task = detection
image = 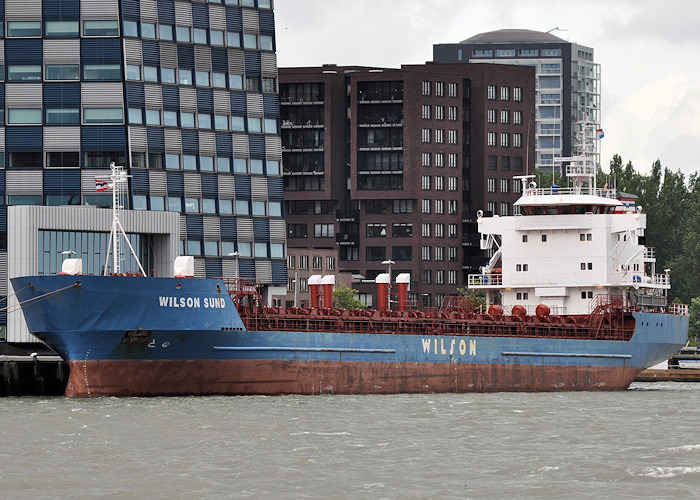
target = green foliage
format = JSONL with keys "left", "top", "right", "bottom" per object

{"left": 534, "top": 169, "right": 564, "bottom": 189}
{"left": 688, "top": 298, "right": 700, "bottom": 346}
{"left": 457, "top": 287, "right": 487, "bottom": 310}
{"left": 600, "top": 155, "right": 693, "bottom": 303}
{"left": 333, "top": 282, "right": 366, "bottom": 310}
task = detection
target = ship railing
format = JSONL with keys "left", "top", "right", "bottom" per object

{"left": 522, "top": 186, "right": 617, "bottom": 199}
{"left": 670, "top": 303, "right": 689, "bottom": 316}
{"left": 588, "top": 293, "right": 625, "bottom": 312}
{"left": 467, "top": 273, "right": 503, "bottom": 287}
{"left": 651, "top": 274, "right": 670, "bottom": 286}
{"left": 489, "top": 273, "right": 608, "bottom": 287}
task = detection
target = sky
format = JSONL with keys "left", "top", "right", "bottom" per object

{"left": 274, "top": 0, "right": 700, "bottom": 177}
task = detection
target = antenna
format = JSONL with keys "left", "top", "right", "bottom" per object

{"left": 100, "top": 163, "right": 146, "bottom": 276}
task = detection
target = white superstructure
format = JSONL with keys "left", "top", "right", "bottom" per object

{"left": 468, "top": 129, "right": 670, "bottom": 316}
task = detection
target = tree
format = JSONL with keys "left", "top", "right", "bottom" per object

{"left": 687, "top": 298, "right": 700, "bottom": 346}
{"left": 333, "top": 282, "right": 366, "bottom": 310}
{"left": 457, "top": 287, "right": 486, "bottom": 312}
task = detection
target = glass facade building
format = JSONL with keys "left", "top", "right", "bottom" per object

{"left": 433, "top": 29, "right": 601, "bottom": 174}
{"left": 0, "top": 0, "right": 286, "bottom": 342}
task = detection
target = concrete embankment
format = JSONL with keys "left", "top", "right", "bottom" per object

{"left": 1, "top": 344, "right": 68, "bottom": 396}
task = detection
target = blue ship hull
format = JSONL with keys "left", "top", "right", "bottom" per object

{"left": 11, "top": 275, "right": 689, "bottom": 397}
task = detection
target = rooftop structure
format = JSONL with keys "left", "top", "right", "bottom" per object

{"left": 433, "top": 28, "right": 601, "bottom": 175}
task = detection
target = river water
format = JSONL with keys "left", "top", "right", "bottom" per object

{"left": 2, "top": 382, "right": 699, "bottom": 499}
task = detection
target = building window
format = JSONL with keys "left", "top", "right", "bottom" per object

{"left": 514, "top": 110, "right": 523, "bottom": 125}
{"left": 287, "top": 224, "right": 308, "bottom": 238}
{"left": 7, "top": 21, "right": 41, "bottom": 37}
{"left": 422, "top": 223, "right": 431, "bottom": 237}
{"left": 448, "top": 83, "right": 458, "bottom": 97}
{"left": 500, "top": 133, "right": 509, "bottom": 147}
{"left": 514, "top": 178, "right": 523, "bottom": 193}
{"left": 448, "top": 130, "right": 458, "bottom": 144}
{"left": 83, "top": 108, "right": 123, "bottom": 124}
{"left": 435, "top": 129, "right": 444, "bottom": 144}
{"left": 435, "top": 246, "right": 444, "bottom": 261}
{"left": 448, "top": 199, "right": 458, "bottom": 214}
{"left": 514, "top": 157, "right": 524, "bottom": 172}
{"left": 422, "top": 175, "right": 431, "bottom": 190}
{"left": 422, "top": 128, "right": 431, "bottom": 143}
{"left": 501, "top": 156, "right": 510, "bottom": 171}
{"left": 522, "top": 235, "right": 528, "bottom": 243}
{"left": 435, "top": 82, "right": 444, "bottom": 96}
{"left": 448, "top": 153, "right": 458, "bottom": 168}
{"left": 448, "top": 177, "right": 458, "bottom": 191}
{"left": 422, "top": 269, "right": 431, "bottom": 284}
{"left": 366, "top": 246, "right": 386, "bottom": 261}
{"left": 501, "top": 86, "right": 510, "bottom": 101}
{"left": 366, "top": 223, "right": 387, "bottom": 237}
{"left": 487, "top": 85, "right": 496, "bottom": 100}
{"left": 422, "top": 246, "right": 431, "bottom": 261}
{"left": 312, "top": 256, "right": 323, "bottom": 270}
{"left": 448, "top": 270, "right": 457, "bottom": 285}
{"left": 448, "top": 106, "right": 458, "bottom": 121}
{"left": 422, "top": 81, "right": 431, "bottom": 96}
{"left": 435, "top": 223, "right": 444, "bottom": 238}
{"left": 422, "top": 199, "right": 431, "bottom": 214}
{"left": 435, "top": 105, "right": 444, "bottom": 120}
{"left": 392, "top": 223, "right": 412, "bottom": 237}
{"left": 47, "top": 20, "right": 78, "bottom": 37}
{"left": 436, "top": 270, "right": 444, "bottom": 284}
{"left": 314, "top": 223, "right": 334, "bottom": 237}
{"left": 83, "top": 20, "right": 119, "bottom": 37}
{"left": 497, "top": 178, "right": 508, "bottom": 193}
{"left": 487, "top": 202, "right": 496, "bottom": 215}
{"left": 45, "top": 64, "right": 79, "bottom": 81}
{"left": 487, "top": 109, "right": 496, "bottom": 123}
{"left": 448, "top": 224, "right": 457, "bottom": 238}
{"left": 435, "top": 176, "right": 444, "bottom": 191}
{"left": 514, "top": 87, "right": 523, "bottom": 101}
{"left": 326, "top": 256, "right": 336, "bottom": 270}
{"left": 435, "top": 152, "right": 444, "bottom": 167}
{"left": 500, "top": 202, "right": 509, "bottom": 216}
{"left": 487, "top": 178, "right": 496, "bottom": 193}
{"left": 422, "top": 152, "right": 431, "bottom": 167}
{"left": 393, "top": 200, "right": 413, "bottom": 213}
{"left": 435, "top": 199, "right": 444, "bottom": 214}
{"left": 501, "top": 110, "right": 509, "bottom": 124}
{"left": 449, "top": 247, "right": 458, "bottom": 261}
{"left": 422, "top": 104, "right": 431, "bottom": 119}
{"left": 513, "top": 133, "right": 522, "bottom": 148}
{"left": 299, "top": 255, "right": 309, "bottom": 269}
{"left": 8, "top": 109, "right": 41, "bottom": 124}
{"left": 488, "top": 132, "right": 497, "bottom": 146}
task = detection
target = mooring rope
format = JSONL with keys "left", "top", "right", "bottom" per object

{"left": 0, "top": 282, "right": 81, "bottom": 315}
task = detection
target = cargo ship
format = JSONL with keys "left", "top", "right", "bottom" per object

{"left": 10, "top": 155, "right": 689, "bottom": 397}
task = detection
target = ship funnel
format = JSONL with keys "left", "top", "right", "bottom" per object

{"left": 321, "top": 275, "right": 335, "bottom": 308}
{"left": 308, "top": 275, "right": 323, "bottom": 309}
{"left": 174, "top": 256, "right": 194, "bottom": 277}
{"left": 396, "top": 273, "right": 411, "bottom": 311}
{"left": 376, "top": 273, "right": 391, "bottom": 311}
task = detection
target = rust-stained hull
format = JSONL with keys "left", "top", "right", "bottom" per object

{"left": 66, "top": 359, "right": 641, "bottom": 397}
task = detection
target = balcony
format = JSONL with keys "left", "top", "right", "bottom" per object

{"left": 281, "top": 119, "right": 324, "bottom": 129}
{"left": 336, "top": 209, "right": 359, "bottom": 222}
{"left": 336, "top": 232, "right": 359, "bottom": 245}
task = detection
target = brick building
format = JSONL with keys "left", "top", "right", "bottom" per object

{"left": 280, "top": 63, "right": 535, "bottom": 308}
